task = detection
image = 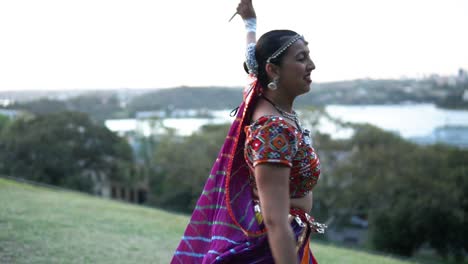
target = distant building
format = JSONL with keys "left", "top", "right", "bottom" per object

{"left": 326, "top": 226, "right": 368, "bottom": 245}
{"left": 106, "top": 179, "right": 149, "bottom": 205}
{"left": 135, "top": 110, "right": 166, "bottom": 119}
{"left": 429, "top": 71, "right": 463, "bottom": 87}
{"left": 458, "top": 68, "right": 468, "bottom": 83}
{"left": 0, "top": 99, "right": 13, "bottom": 107}
{"left": 91, "top": 172, "right": 149, "bottom": 205}
{"left": 463, "top": 90, "right": 468, "bottom": 102}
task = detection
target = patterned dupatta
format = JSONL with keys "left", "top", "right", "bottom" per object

{"left": 171, "top": 76, "right": 268, "bottom": 263}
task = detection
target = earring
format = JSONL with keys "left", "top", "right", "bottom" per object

{"left": 267, "top": 78, "right": 279, "bottom": 90}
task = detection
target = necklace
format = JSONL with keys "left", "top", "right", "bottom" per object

{"left": 261, "top": 96, "right": 302, "bottom": 130}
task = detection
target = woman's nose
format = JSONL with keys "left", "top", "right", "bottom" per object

{"left": 308, "top": 59, "right": 316, "bottom": 71}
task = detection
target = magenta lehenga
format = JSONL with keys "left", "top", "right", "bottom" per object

{"left": 171, "top": 77, "right": 323, "bottom": 264}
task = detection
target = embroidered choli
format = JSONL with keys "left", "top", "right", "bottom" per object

{"left": 244, "top": 115, "right": 321, "bottom": 198}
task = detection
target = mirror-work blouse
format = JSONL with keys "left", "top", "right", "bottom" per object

{"left": 244, "top": 115, "right": 321, "bottom": 198}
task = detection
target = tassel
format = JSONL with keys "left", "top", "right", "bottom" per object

{"left": 230, "top": 106, "right": 239, "bottom": 117}
{"left": 301, "top": 240, "right": 310, "bottom": 264}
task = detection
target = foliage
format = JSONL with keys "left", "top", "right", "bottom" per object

{"left": 322, "top": 124, "right": 468, "bottom": 260}
{"left": 126, "top": 87, "right": 243, "bottom": 113}
{"left": 0, "top": 111, "right": 134, "bottom": 192}
{"left": 142, "top": 109, "right": 467, "bottom": 260}
{"left": 436, "top": 82, "right": 468, "bottom": 109}
{"left": 0, "top": 114, "right": 11, "bottom": 133}
{"left": 6, "top": 98, "right": 68, "bottom": 114}
{"left": 298, "top": 107, "right": 468, "bottom": 259}
{"left": 148, "top": 124, "right": 230, "bottom": 212}
{"left": 67, "top": 94, "right": 124, "bottom": 122}
{"left": 3, "top": 94, "right": 126, "bottom": 122}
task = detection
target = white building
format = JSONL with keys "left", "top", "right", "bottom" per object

{"left": 462, "top": 90, "right": 468, "bottom": 102}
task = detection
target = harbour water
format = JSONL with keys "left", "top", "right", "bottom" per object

{"left": 105, "top": 104, "right": 468, "bottom": 148}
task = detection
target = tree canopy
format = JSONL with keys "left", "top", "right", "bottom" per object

{"left": 0, "top": 111, "right": 134, "bottom": 192}
{"left": 314, "top": 124, "right": 468, "bottom": 260}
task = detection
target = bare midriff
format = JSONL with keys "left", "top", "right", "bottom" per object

{"left": 252, "top": 189, "right": 313, "bottom": 213}
{"left": 290, "top": 192, "right": 313, "bottom": 212}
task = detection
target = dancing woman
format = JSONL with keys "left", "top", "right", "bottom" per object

{"left": 171, "top": 0, "right": 324, "bottom": 263}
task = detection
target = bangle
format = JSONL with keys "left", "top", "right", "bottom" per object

{"left": 243, "top": 18, "right": 256, "bottom": 33}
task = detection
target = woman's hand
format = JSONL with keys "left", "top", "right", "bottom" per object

{"left": 236, "top": 0, "right": 256, "bottom": 20}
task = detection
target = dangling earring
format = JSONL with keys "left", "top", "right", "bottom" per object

{"left": 267, "top": 77, "right": 279, "bottom": 90}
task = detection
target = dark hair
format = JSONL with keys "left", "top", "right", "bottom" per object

{"left": 244, "top": 30, "right": 299, "bottom": 88}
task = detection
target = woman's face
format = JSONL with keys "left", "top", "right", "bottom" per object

{"left": 277, "top": 39, "right": 315, "bottom": 96}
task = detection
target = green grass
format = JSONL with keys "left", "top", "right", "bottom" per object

{"left": 0, "top": 178, "right": 438, "bottom": 263}
{"left": 0, "top": 178, "right": 188, "bottom": 263}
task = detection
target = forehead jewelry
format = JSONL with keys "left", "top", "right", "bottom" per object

{"left": 266, "top": 34, "right": 303, "bottom": 64}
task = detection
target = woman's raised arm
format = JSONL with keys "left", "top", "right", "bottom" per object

{"left": 236, "top": 0, "right": 256, "bottom": 45}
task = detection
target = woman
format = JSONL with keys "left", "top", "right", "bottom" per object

{"left": 171, "top": 0, "right": 324, "bottom": 263}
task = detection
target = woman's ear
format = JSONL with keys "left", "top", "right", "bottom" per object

{"left": 265, "top": 63, "right": 280, "bottom": 80}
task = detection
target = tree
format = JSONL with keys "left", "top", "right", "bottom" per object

{"left": 0, "top": 114, "right": 11, "bottom": 133}
{"left": 0, "top": 111, "right": 134, "bottom": 193}
{"left": 4, "top": 94, "right": 126, "bottom": 123}
{"left": 68, "top": 94, "right": 124, "bottom": 122}
{"left": 148, "top": 124, "right": 230, "bottom": 212}
{"left": 7, "top": 99, "right": 68, "bottom": 115}
{"left": 326, "top": 124, "right": 468, "bottom": 259}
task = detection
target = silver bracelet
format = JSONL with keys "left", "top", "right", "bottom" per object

{"left": 243, "top": 18, "right": 256, "bottom": 33}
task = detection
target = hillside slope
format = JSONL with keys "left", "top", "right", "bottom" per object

{"left": 0, "top": 178, "right": 419, "bottom": 264}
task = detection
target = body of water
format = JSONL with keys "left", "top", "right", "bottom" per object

{"left": 105, "top": 117, "right": 230, "bottom": 137}
{"left": 325, "top": 104, "right": 468, "bottom": 138}
{"left": 105, "top": 104, "right": 468, "bottom": 147}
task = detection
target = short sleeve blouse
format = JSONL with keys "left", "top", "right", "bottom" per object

{"left": 244, "top": 115, "right": 321, "bottom": 198}
{"left": 244, "top": 116, "right": 298, "bottom": 167}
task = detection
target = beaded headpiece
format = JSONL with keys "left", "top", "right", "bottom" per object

{"left": 245, "top": 34, "right": 304, "bottom": 76}
{"left": 266, "top": 34, "right": 303, "bottom": 63}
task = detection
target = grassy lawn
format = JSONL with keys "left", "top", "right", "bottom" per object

{"left": 0, "top": 178, "right": 441, "bottom": 263}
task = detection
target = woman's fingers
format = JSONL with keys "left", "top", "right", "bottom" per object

{"left": 236, "top": 0, "right": 256, "bottom": 19}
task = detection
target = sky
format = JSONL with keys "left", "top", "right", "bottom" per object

{"left": 0, "top": 0, "right": 467, "bottom": 91}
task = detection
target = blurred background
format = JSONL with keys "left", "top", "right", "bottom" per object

{"left": 0, "top": 0, "right": 467, "bottom": 263}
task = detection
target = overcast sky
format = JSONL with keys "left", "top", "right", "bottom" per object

{"left": 1, "top": 0, "right": 467, "bottom": 91}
